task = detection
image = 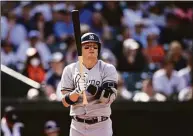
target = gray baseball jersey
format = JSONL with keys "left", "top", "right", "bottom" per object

{"left": 61, "top": 60, "right": 118, "bottom": 117}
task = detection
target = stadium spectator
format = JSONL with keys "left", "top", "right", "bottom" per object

{"left": 173, "top": 2, "right": 193, "bottom": 44}
{"left": 131, "top": 19, "right": 147, "bottom": 48}
{"left": 1, "top": 40, "right": 17, "bottom": 70}
{"left": 174, "top": 3, "right": 193, "bottom": 23}
{"left": 1, "top": 106, "right": 25, "bottom": 136}
{"left": 30, "top": 12, "right": 45, "bottom": 40}
{"left": 65, "top": 37, "right": 78, "bottom": 65}
{"left": 90, "top": 11, "right": 106, "bottom": 37}
{"left": 16, "top": 30, "right": 51, "bottom": 70}
{"left": 113, "top": 26, "right": 131, "bottom": 59}
{"left": 22, "top": 48, "right": 46, "bottom": 83}
{"left": 30, "top": 12, "right": 54, "bottom": 42}
{"left": 153, "top": 54, "right": 186, "bottom": 98}
{"left": 168, "top": 40, "right": 187, "bottom": 71}
{"left": 117, "top": 38, "right": 147, "bottom": 72}
{"left": 143, "top": 30, "right": 165, "bottom": 64}
{"left": 102, "top": 1, "right": 124, "bottom": 30}
{"left": 100, "top": 24, "right": 116, "bottom": 52}
{"left": 178, "top": 72, "right": 193, "bottom": 101}
{"left": 178, "top": 51, "right": 193, "bottom": 87}
{"left": 2, "top": 12, "right": 27, "bottom": 48}
{"left": 53, "top": 9, "right": 74, "bottom": 41}
{"left": 80, "top": 24, "right": 90, "bottom": 35}
{"left": 45, "top": 52, "right": 65, "bottom": 100}
{"left": 100, "top": 49, "right": 117, "bottom": 68}
{"left": 133, "top": 78, "right": 166, "bottom": 102}
{"left": 52, "top": 2, "right": 66, "bottom": 23}
{"left": 147, "top": 2, "right": 166, "bottom": 27}
{"left": 1, "top": 16, "right": 9, "bottom": 41}
{"left": 44, "top": 120, "right": 60, "bottom": 136}
{"left": 74, "top": 1, "right": 93, "bottom": 25}
{"left": 122, "top": 1, "right": 143, "bottom": 29}
{"left": 159, "top": 12, "right": 182, "bottom": 45}
{"left": 30, "top": 1, "right": 53, "bottom": 22}
{"left": 17, "top": 3, "right": 32, "bottom": 32}
{"left": 117, "top": 72, "right": 133, "bottom": 100}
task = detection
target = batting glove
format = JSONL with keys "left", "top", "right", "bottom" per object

{"left": 86, "top": 84, "right": 98, "bottom": 96}
{"left": 75, "top": 74, "right": 88, "bottom": 95}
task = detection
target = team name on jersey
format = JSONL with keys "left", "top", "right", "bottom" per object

{"left": 74, "top": 73, "right": 101, "bottom": 88}
{"left": 88, "top": 80, "right": 101, "bottom": 87}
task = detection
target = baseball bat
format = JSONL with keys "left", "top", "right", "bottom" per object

{"left": 72, "top": 10, "right": 88, "bottom": 105}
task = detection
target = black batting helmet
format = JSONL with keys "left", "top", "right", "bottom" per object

{"left": 81, "top": 32, "right": 101, "bottom": 54}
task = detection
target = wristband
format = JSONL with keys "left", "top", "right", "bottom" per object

{"left": 64, "top": 93, "right": 76, "bottom": 105}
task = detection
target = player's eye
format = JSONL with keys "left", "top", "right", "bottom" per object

{"left": 84, "top": 46, "right": 89, "bottom": 49}
{"left": 93, "top": 46, "right": 98, "bottom": 49}
{"left": 83, "top": 46, "right": 98, "bottom": 49}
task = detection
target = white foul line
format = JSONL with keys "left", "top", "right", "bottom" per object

{"left": 1, "top": 64, "right": 41, "bottom": 89}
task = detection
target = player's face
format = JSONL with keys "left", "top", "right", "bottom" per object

{"left": 82, "top": 42, "right": 98, "bottom": 59}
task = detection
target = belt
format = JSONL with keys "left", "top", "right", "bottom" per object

{"left": 72, "top": 116, "right": 108, "bottom": 124}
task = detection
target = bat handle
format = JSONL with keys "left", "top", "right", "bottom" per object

{"left": 78, "top": 56, "right": 88, "bottom": 105}
{"left": 82, "top": 91, "right": 88, "bottom": 105}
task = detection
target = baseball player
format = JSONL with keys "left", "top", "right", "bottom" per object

{"left": 60, "top": 32, "right": 118, "bottom": 136}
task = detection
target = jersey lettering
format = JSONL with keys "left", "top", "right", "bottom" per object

{"left": 88, "top": 80, "right": 101, "bottom": 87}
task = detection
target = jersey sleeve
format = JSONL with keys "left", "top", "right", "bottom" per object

{"left": 102, "top": 64, "right": 118, "bottom": 85}
{"left": 60, "top": 65, "right": 74, "bottom": 92}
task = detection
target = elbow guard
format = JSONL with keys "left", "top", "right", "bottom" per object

{"left": 99, "top": 87, "right": 117, "bottom": 104}
{"left": 97, "top": 82, "right": 118, "bottom": 103}
{"left": 94, "top": 82, "right": 117, "bottom": 99}
{"left": 102, "top": 81, "right": 117, "bottom": 89}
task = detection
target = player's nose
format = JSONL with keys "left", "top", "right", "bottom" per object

{"left": 89, "top": 47, "right": 95, "bottom": 50}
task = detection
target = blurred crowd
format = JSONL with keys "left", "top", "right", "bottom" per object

{"left": 1, "top": 1, "right": 193, "bottom": 102}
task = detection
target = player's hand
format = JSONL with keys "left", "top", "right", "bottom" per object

{"left": 86, "top": 84, "right": 98, "bottom": 96}
{"left": 75, "top": 74, "right": 88, "bottom": 95}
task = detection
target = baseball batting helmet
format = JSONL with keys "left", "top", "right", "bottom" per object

{"left": 81, "top": 32, "right": 101, "bottom": 54}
